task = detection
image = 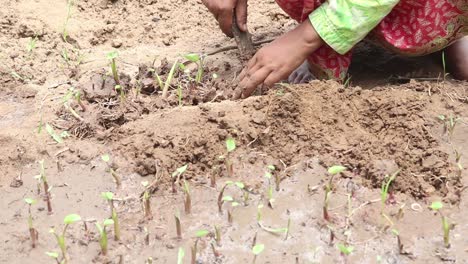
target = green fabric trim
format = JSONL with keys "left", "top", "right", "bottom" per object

{"left": 309, "top": 0, "right": 400, "bottom": 55}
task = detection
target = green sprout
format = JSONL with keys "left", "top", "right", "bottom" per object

{"left": 214, "top": 225, "right": 221, "bottom": 246}
{"left": 171, "top": 164, "right": 188, "bottom": 193}
{"left": 337, "top": 243, "right": 354, "bottom": 255}
{"left": 176, "top": 85, "right": 183, "bottom": 106}
{"left": 26, "top": 36, "right": 38, "bottom": 54}
{"left": 252, "top": 244, "right": 265, "bottom": 264}
{"left": 96, "top": 219, "right": 114, "bottom": 256}
{"left": 184, "top": 53, "right": 205, "bottom": 83}
{"left": 45, "top": 251, "right": 60, "bottom": 264}
{"left": 50, "top": 214, "right": 81, "bottom": 264}
{"left": 442, "top": 51, "right": 448, "bottom": 81}
{"left": 381, "top": 170, "right": 400, "bottom": 227}
{"left": 183, "top": 180, "right": 192, "bottom": 214}
{"left": 107, "top": 51, "right": 120, "bottom": 85}
{"left": 391, "top": 228, "right": 403, "bottom": 253}
{"left": 438, "top": 114, "right": 460, "bottom": 138}
{"left": 161, "top": 59, "right": 179, "bottom": 98}
{"left": 62, "top": 0, "right": 75, "bottom": 42}
{"left": 101, "top": 154, "right": 121, "bottom": 188}
{"left": 45, "top": 123, "right": 64, "bottom": 144}
{"left": 430, "top": 201, "right": 452, "bottom": 248}
{"left": 35, "top": 160, "right": 53, "bottom": 214}
{"left": 141, "top": 181, "right": 153, "bottom": 220}
{"left": 63, "top": 86, "right": 86, "bottom": 113}
{"left": 223, "top": 138, "right": 236, "bottom": 177}
{"left": 323, "top": 165, "right": 346, "bottom": 221}
{"left": 177, "top": 247, "right": 185, "bottom": 264}
{"left": 101, "top": 192, "right": 120, "bottom": 241}
{"left": 25, "top": 198, "right": 39, "bottom": 248}
{"left": 191, "top": 230, "right": 209, "bottom": 264}
{"left": 217, "top": 181, "right": 244, "bottom": 213}
{"left": 175, "top": 211, "right": 182, "bottom": 239}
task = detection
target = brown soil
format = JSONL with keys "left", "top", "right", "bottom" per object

{"left": 1, "top": 0, "right": 468, "bottom": 263}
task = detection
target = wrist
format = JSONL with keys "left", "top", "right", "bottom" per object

{"left": 297, "top": 19, "right": 324, "bottom": 53}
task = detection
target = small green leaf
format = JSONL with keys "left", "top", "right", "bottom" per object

{"left": 264, "top": 172, "right": 272, "bottom": 179}
{"left": 438, "top": 115, "right": 446, "bottom": 121}
{"left": 184, "top": 53, "right": 200, "bottom": 62}
{"left": 141, "top": 181, "right": 149, "bottom": 187}
{"left": 101, "top": 192, "right": 114, "bottom": 200}
{"left": 252, "top": 244, "right": 265, "bottom": 255}
{"left": 101, "top": 154, "right": 110, "bottom": 162}
{"left": 172, "top": 164, "right": 188, "bottom": 178}
{"left": 212, "top": 73, "right": 219, "bottom": 79}
{"left": 328, "top": 165, "right": 346, "bottom": 175}
{"left": 234, "top": 182, "right": 244, "bottom": 189}
{"left": 24, "top": 198, "right": 37, "bottom": 205}
{"left": 103, "top": 219, "right": 114, "bottom": 226}
{"left": 267, "top": 165, "right": 275, "bottom": 171}
{"left": 232, "top": 202, "right": 240, "bottom": 207}
{"left": 63, "top": 214, "right": 81, "bottom": 224}
{"left": 177, "top": 247, "right": 185, "bottom": 264}
{"left": 391, "top": 229, "right": 399, "bottom": 236}
{"left": 60, "top": 131, "right": 70, "bottom": 138}
{"left": 260, "top": 224, "right": 287, "bottom": 234}
{"left": 222, "top": 196, "right": 233, "bottom": 202}
{"left": 45, "top": 251, "right": 59, "bottom": 258}
{"left": 195, "top": 230, "right": 209, "bottom": 238}
{"left": 226, "top": 138, "right": 236, "bottom": 152}
{"left": 337, "top": 243, "right": 354, "bottom": 255}
{"left": 106, "top": 51, "right": 118, "bottom": 60}
{"left": 225, "top": 181, "right": 234, "bottom": 185}
{"left": 430, "top": 201, "right": 443, "bottom": 211}
{"left": 45, "top": 123, "right": 63, "bottom": 143}
{"left": 49, "top": 228, "right": 55, "bottom": 234}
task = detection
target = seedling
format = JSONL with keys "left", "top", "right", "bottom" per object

{"left": 184, "top": 53, "right": 205, "bottom": 83}
{"left": 223, "top": 138, "right": 236, "bottom": 177}
{"left": 214, "top": 225, "right": 221, "bottom": 246}
{"left": 107, "top": 51, "right": 120, "bottom": 85}
{"left": 191, "top": 230, "right": 209, "bottom": 264}
{"left": 323, "top": 165, "right": 346, "bottom": 221}
{"left": 183, "top": 180, "right": 192, "bottom": 214}
{"left": 177, "top": 247, "right": 185, "bottom": 264}
{"left": 24, "top": 198, "right": 39, "bottom": 248}
{"left": 217, "top": 181, "right": 245, "bottom": 213}
{"left": 442, "top": 51, "right": 448, "bottom": 81}
{"left": 26, "top": 36, "right": 38, "bottom": 54}
{"left": 337, "top": 243, "right": 354, "bottom": 256}
{"left": 101, "top": 154, "right": 121, "bottom": 188}
{"left": 256, "top": 205, "right": 290, "bottom": 238}
{"left": 63, "top": 87, "right": 86, "bottom": 117}
{"left": 391, "top": 229, "right": 403, "bottom": 253}
{"left": 46, "top": 123, "right": 65, "bottom": 144}
{"left": 144, "top": 227, "right": 150, "bottom": 245}
{"left": 264, "top": 166, "right": 275, "bottom": 207}
{"left": 141, "top": 181, "right": 153, "bottom": 220}
{"left": 430, "top": 201, "right": 452, "bottom": 248}
{"left": 62, "top": 0, "right": 75, "bottom": 42}
{"left": 50, "top": 214, "right": 81, "bottom": 264}
{"left": 101, "top": 192, "right": 120, "bottom": 240}
{"left": 45, "top": 251, "right": 60, "bottom": 264}
{"left": 252, "top": 244, "right": 265, "bottom": 264}
{"left": 35, "top": 160, "right": 53, "bottom": 214}
{"left": 176, "top": 85, "right": 183, "bottom": 106}
{"left": 171, "top": 164, "right": 188, "bottom": 193}
{"left": 438, "top": 114, "right": 460, "bottom": 138}
{"left": 161, "top": 59, "right": 179, "bottom": 98}
{"left": 381, "top": 170, "right": 400, "bottom": 227}
{"left": 96, "top": 219, "right": 114, "bottom": 256}
{"left": 175, "top": 211, "right": 182, "bottom": 239}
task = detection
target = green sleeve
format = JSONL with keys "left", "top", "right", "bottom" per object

{"left": 309, "top": 0, "right": 400, "bottom": 55}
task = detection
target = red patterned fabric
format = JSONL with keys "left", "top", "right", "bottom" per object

{"left": 275, "top": 0, "right": 468, "bottom": 79}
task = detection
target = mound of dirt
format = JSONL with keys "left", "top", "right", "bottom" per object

{"left": 107, "top": 80, "right": 466, "bottom": 199}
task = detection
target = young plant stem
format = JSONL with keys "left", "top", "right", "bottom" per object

{"left": 217, "top": 184, "right": 228, "bottom": 213}
{"left": 40, "top": 161, "right": 53, "bottom": 214}
{"left": 183, "top": 180, "right": 192, "bottom": 214}
{"left": 441, "top": 214, "right": 450, "bottom": 248}
{"left": 110, "top": 168, "right": 122, "bottom": 188}
{"left": 27, "top": 205, "right": 39, "bottom": 248}
{"left": 143, "top": 189, "right": 153, "bottom": 220}
{"left": 111, "top": 58, "right": 120, "bottom": 85}
{"left": 214, "top": 225, "right": 221, "bottom": 246}
{"left": 175, "top": 213, "right": 182, "bottom": 239}
{"left": 191, "top": 239, "right": 199, "bottom": 264}
{"left": 112, "top": 207, "right": 120, "bottom": 241}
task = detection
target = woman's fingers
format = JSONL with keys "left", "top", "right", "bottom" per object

{"left": 239, "top": 67, "right": 273, "bottom": 98}
{"left": 218, "top": 9, "right": 234, "bottom": 37}
{"left": 235, "top": 0, "right": 248, "bottom": 31}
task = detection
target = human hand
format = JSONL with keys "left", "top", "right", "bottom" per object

{"left": 201, "top": 0, "right": 248, "bottom": 37}
{"left": 234, "top": 20, "right": 324, "bottom": 99}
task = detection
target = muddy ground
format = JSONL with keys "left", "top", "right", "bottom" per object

{"left": 1, "top": 0, "right": 468, "bottom": 263}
